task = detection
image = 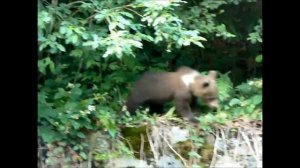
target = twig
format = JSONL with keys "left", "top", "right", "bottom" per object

{"left": 74, "top": 58, "right": 83, "bottom": 83}
{"left": 240, "top": 131, "right": 259, "bottom": 163}
{"left": 70, "top": 9, "right": 81, "bottom": 17}
{"left": 225, "top": 126, "right": 231, "bottom": 139}
{"left": 124, "top": 7, "right": 143, "bottom": 17}
{"left": 146, "top": 127, "right": 159, "bottom": 163}
{"left": 252, "top": 133, "right": 261, "bottom": 167}
{"left": 233, "top": 128, "right": 241, "bottom": 161}
{"left": 140, "top": 134, "right": 145, "bottom": 160}
{"left": 51, "top": 0, "right": 58, "bottom": 6}
{"left": 209, "top": 129, "right": 219, "bottom": 168}
{"left": 251, "top": 132, "right": 258, "bottom": 156}
{"left": 220, "top": 129, "right": 228, "bottom": 156}
{"left": 86, "top": 4, "right": 143, "bottom": 23}
{"left": 160, "top": 124, "right": 167, "bottom": 156}
{"left": 162, "top": 135, "right": 189, "bottom": 168}
{"left": 118, "top": 136, "right": 135, "bottom": 154}
{"left": 67, "top": 1, "right": 85, "bottom": 7}
{"left": 87, "top": 149, "right": 92, "bottom": 168}
{"left": 86, "top": 14, "right": 97, "bottom": 22}
{"left": 189, "top": 138, "right": 196, "bottom": 165}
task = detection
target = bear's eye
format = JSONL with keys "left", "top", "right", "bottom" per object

{"left": 203, "top": 81, "right": 210, "bottom": 87}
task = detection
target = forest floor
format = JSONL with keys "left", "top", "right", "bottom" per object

{"left": 39, "top": 116, "right": 262, "bottom": 168}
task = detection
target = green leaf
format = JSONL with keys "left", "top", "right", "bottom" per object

{"left": 79, "top": 152, "right": 88, "bottom": 160}
{"left": 94, "top": 9, "right": 110, "bottom": 21}
{"left": 38, "top": 60, "right": 46, "bottom": 75}
{"left": 236, "top": 83, "right": 252, "bottom": 94}
{"left": 182, "top": 40, "right": 191, "bottom": 46}
{"left": 109, "top": 21, "right": 118, "bottom": 31}
{"left": 74, "top": 28, "right": 84, "bottom": 34}
{"left": 39, "top": 43, "right": 48, "bottom": 51}
{"left": 193, "top": 41, "right": 204, "bottom": 48}
{"left": 117, "top": 22, "right": 125, "bottom": 29}
{"left": 130, "top": 40, "right": 143, "bottom": 48}
{"left": 39, "top": 126, "right": 63, "bottom": 143}
{"left": 117, "top": 15, "right": 131, "bottom": 26}
{"left": 66, "top": 28, "right": 73, "bottom": 36}
{"left": 40, "top": 131, "right": 54, "bottom": 143}
{"left": 73, "top": 145, "right": 79, "bottom": 151}
{"left": 188, "top": 151, "right": 201, "bottom": 158}
{"left": 54, "top": 88, "right": 66, "bottom": 99}
{"left": 251, "top": 95, "right": 262, "bottom": 105}
{"left": 65, "top": 102, "right": 78, "bottom": 110}
{"left": 108, "top": 127, "right": 117, "bottom": 138}
{"left": 120, "top": 12, "right": 134, "bottom": 19}
{"left": 229, "top": 98, "right": 241, "bottom": 106}
{"left": 81, "top": 119, "right": 93, "bottom": 129}
{"left": 109, "top": 63, "right": 119, "bottom": 70}
{"left": 77, "top": 132, "right": 85, "bottom": 138}
{"left": 255, "top": 55, "right": 262, "bottom": 63}
{"left": 49, "top": 61, "right": 55, "bottom": 74}
{"left": 71, "top": 35, "right": 79, "bottom": 44}
{"left": 59, "top": 26, "right": 67, "bottom": 34}
{"left": 137, "top": 33, "right": 154, "bottom": 41}
{"left": 217, "top": 72, "right": 233, "bottom": 100}
{"left": 165, "top": 107, "right": 175, "bottom": 116}
{"left": 70, "top": 49, "right": 83, "bottom": 57}
{"left": 153, "top": 17, "right": 165, "bottom": 26}
{"left": 71, "top": 121, "right": 81, "bottom": 129}
{"left": 71, "top": 87, "right": 82, "bottom": 98}
{"left": 233, "top": 108, "right": 244, "bottom": 116}
{"left": 204, "top": 113, "right": 214, "bottom": 123}
{"left": 103, "top": 47, "right": 114, "bottom": 58}
{"left": 81, "top": 32, "right": 89, "bottom": 40}
{"left": 57, "top": 44, "right": 66, "bottom": 52}
{"left": 86, "top": 60, "right": 96, "bottom": 69}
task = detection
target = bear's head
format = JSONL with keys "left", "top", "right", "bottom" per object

{"left": 189, "top": 71, "right": 219, "bottom": 109}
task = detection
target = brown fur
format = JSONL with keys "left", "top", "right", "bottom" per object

{"left": 126, "top": 66, "right": 219, "bottom": 123}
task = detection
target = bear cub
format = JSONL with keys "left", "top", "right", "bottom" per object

{"left": 125, "top": 66, "right": 219, "bottom": 123}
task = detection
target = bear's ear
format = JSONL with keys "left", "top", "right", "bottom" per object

{"left": 208, "top": 71, "right": 218, "bottom": 79}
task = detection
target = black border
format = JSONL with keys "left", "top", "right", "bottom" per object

{"left": 263, "top": 0, "right": 298, "bottom": 167}
{"left": 1, "top": 0, "right": 37, "bottom": 167}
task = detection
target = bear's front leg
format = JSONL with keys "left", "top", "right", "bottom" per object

{"left": 174, "top": 98, "right": 199, "bottom": 123}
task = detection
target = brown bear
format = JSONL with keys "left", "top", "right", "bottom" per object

{"left": 125, "top": 66, "right": 219, "bottom": 123}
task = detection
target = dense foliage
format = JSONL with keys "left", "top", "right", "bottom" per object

{"left": 38, "top": 0, "right": 262, "bottom": 166}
